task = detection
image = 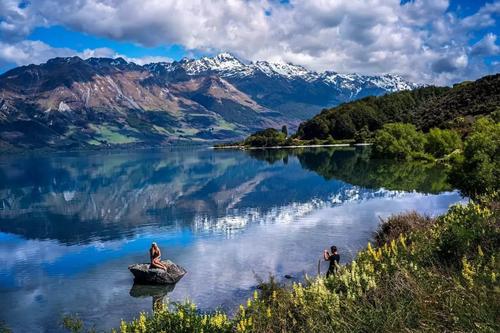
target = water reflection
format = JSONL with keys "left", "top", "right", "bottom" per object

{"left": 247, "top": 147, "right": 451, "bottom": 194}
{"left": 129, "top": 283, "right": 176, "bottom": 312}
{"left": 0, "top": 147, "right": 463, "bottom": 332}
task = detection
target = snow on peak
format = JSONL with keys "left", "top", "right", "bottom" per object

{"left": 372, "top": 74, "right": 420, "bottom": 91}
{"left": 320, "top": 71, "right": 419, "bottom": 93}
{"left": 142, "top": 52, "right": 419, "bottom": 91}
{"left": 251, "top": 61, "right": 315, "bottom": 80}
{"left": 180, "top": 53, "right": 248, "bottom": 75}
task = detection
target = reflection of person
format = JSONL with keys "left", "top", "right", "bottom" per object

{"left": 150, "top": 242, "right": 168, "bottom": 270}
{"left": 323, "top": 246, "right": 340, "bottom": 277}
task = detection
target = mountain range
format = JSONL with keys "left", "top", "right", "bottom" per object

{"left": 0, "top": 53, "right": 419, "bottom": 150}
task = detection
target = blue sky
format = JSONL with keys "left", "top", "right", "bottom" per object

{"left": 0, "top": 0, "right": 499, "bottom": 84}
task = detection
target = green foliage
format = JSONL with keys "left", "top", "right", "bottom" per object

{"left": 61, "top": 315, "right": 88, "bottom": 333}
{"left": 449, "top": 116, "right": 500, "bottom": 197}
{"left": 415, "top": 74, "right": 500, "bottom": 130}
{"left": 297, "top": 118, "right": 330, "bottom": 140}
{"left": 296, "top": 86, "right": 449, "bottom": 140}
{"left": 244, "top": 128, "right": 286, "bottom": 147}
{"left": 354, "top": 125, "right": 371, "bottom": 143}
{"left": 372, "top": 123, "right": 427, "bottom": 160}
{"left": 433, "top": 201, "right": 498, "bottom": 266}
{"left": 295, "top": 74, "right": 499, "bottom": 141}
{"left": 425, "top": 128, "right": 462, "bottom": 158}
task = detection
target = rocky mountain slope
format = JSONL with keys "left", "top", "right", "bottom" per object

{"left": 0, "top": 53, "right": 419, "bottom": 150}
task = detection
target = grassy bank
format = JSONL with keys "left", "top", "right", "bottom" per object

{"left": 65, "top": 194, "right": 499, "bottom": 333}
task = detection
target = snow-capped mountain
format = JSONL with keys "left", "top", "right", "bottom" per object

{"left": 0, "top": 53, "right": 420, "bottom": 150}
{"left": 145, "top": 52, "right": 418, "bottom": 94}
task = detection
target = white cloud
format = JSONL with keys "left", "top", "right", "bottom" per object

{"left": 0, "top": 0, "right": 499, "bottom": 84}
{"left": 461, "top": 1, "right": 500, "bottom": 29}
{"left": 0, "top": 40, "right": 116, "bottom": 67}
{"left": 0, "top": 40, "right": 172, "bottom": 68}
{"left": 470, "top": 33, "right": 500, "bottom": 56}
{"left": 0, "top": 40, "right": 75, "bottom": 67}
{"left": 120, "top": 55, "right": 173, "bottom": 65}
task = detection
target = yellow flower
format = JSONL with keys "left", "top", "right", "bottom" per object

{"left": 210, "top": 313, "right": 227, "bottom": 329}
{"left": 478, "top": 245, "right": 484, "bottom": 257}
{"left": 138, "top": 313, "right": 147, "bottom": 333}
{"left": 120, "top": 320, "right": 128, "bottom": 333}
{"left": 461, "top": 257, "right": 475, "bottom": 287}
{"left": 367, "top": 243, "right": 377, "bottom": 260}
{"left": 399, "top": 234, "right": 407, "bottom": 250}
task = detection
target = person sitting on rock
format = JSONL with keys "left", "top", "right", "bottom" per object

{"left": 150, "top": 242, "right": 168, "bottom": 270}
{"left": 323, "top": 245, "right": 340, "bottom": 277}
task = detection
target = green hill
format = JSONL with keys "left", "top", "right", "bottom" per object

{"left": 295, "top": 73, "right": 500, "bottom": 140}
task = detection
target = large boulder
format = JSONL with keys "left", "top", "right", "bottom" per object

{"left": 128, "top": 260, "right": 186, "bottom": 284}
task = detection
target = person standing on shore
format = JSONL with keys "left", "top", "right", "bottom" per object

{"left": 323, "top": 246, "right": 340, "bottom": 277}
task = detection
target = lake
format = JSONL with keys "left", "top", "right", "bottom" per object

{"left": 0, "top": 147, "right": 465, "bottom": 332}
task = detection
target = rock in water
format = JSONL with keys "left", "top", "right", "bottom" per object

{"left": 128, "top": 260, "right": 186, "bottom": 284}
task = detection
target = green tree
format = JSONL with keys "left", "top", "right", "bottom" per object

{"left": 449, "top": 117, "right": 500, "bottom": 197}
{"left": 424, "top": 128, "right": 462, "bottom": 158}
{"left": 372, "top": 123, "right": 427, "bottom": 160}
{"left": 244, "top": 128, "right": 286, "bottom": 147}
{"left": 354, "top": 125, "right": 371, "bottom": 143}
{"left": 297, "top": 118, "right": 329, "bottom": 140}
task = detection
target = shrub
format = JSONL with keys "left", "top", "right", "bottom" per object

{"left": 372, "top": 123, "right": 427, "bottom": 160}
{"left": 425, "top": 128, "right": 462, "bottom": 158}
{"left": 374, "top": 211, "right": 434, "bottom": 246}
{"left": 449, "top": 116, "right": 500, "bottom": 197}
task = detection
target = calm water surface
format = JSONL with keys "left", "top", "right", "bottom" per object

{"left": 0, "top": 147, "right": 465, "bottom": 332}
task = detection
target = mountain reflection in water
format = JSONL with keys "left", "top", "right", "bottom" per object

{"left": 0, "top": 147, "right": 463, "bottom": 332}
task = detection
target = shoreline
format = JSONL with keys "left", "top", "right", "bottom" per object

{"left": 212, "top": 143, "right": 372, "bottom": 150}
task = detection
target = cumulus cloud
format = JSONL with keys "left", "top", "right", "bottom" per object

{"left": 0, "top": 0, "right": 499, "bottom": 84}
